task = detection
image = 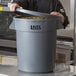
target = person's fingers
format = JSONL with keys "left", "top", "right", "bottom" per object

{"left": 9, "top": 3, "right": 22, "bottom": 11}
{"left": 11, "top": 5, "right": 15, "bottom": 11}
{"left": 19, "top": 7, "right": 23, "bottom": 9}
{"left": 51, "top": 12, "right": 59, "bottom": 15}
{"left": 60, "top": 15, "right": 64, "bottom": 23}
{"left": 50, "top": 12, "right": 62, "bottom": 16}
{"left": 50, "top": 12, "right": 64, "bottom": 23}
{"left": 10, "top": 4, "right": 16, "bottom": 11}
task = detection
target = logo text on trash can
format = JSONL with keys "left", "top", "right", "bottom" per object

{"left": 31, "top": 25, "right": 41, "bottom": 30}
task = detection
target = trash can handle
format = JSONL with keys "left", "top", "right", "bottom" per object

{"left": 15, "top": 8, "right": 51, "bottom": 17}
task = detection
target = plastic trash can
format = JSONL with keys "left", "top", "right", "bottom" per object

{"left": 10, "top": 8, "right": 63, "bottom": 73}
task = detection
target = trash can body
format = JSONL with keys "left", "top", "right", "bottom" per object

{"left": 16, "top": 30, "right": 56, "bottom": 73}
{"left": 10, "top": 15, "right": 61, "bottom": 73}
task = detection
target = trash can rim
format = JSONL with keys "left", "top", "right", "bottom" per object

{"left": 13, "top": 16, "right": 60, "bottom": 22}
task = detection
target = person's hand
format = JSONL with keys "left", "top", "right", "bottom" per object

{"left": 50, "top": 12, "right": 64, "bottom": 23}
{"left": 9, "top": 3, "right": 23, "bottom": 12}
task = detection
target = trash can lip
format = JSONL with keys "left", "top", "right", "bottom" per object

{"left": 13, "top": 17, "right": 60, "bottom": 22}
{"left": 13, "top": 18, "right": 48, "bottom": 21}
{"left": 13, "top": 15, "right": 60, "bottom": 21}
{"left": 14, "top": 16, "right": 48, "bottom": 21}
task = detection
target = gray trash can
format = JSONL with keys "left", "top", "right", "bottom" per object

{"left": 10, "top": 8, "right": 63, "bottom": 73}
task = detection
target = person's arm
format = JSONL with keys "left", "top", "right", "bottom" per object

{"left": 51, "top": 0, "right": 69, "bottom": 28}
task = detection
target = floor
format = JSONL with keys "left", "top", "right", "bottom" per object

{"left": 0, "top": 46, "right": 75, "bottom": 76}
{"left": 0, "top": 65, "right": 75, "bottom": 76}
